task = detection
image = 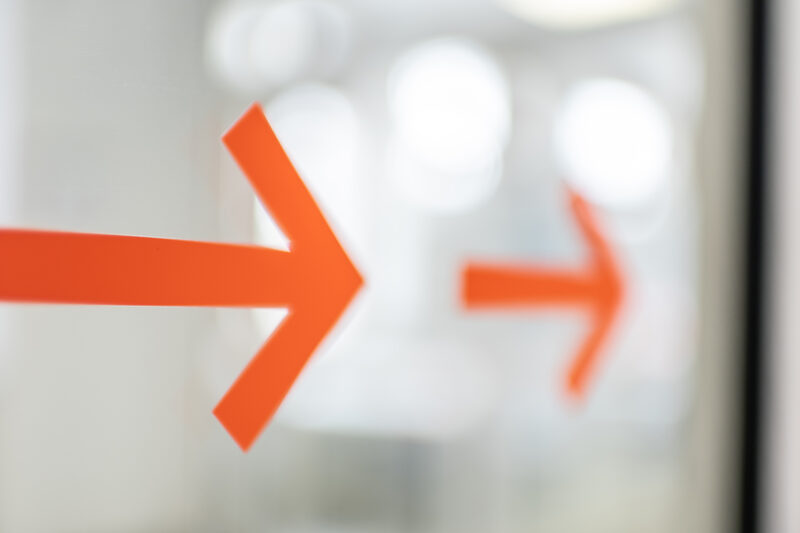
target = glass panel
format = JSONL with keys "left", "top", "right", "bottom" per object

{"left": 0, "top": 1, "right": 747, "bottom": 531}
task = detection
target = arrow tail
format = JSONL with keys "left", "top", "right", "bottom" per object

{"left": 0, "top": 229, "right": 296, "bottom": 307}
{"left": 462, "top": 263, "right": 595, "bottom": 308}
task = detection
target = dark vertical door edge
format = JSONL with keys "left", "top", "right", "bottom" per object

{"left": 741, "top": 0, "right": 771, "bottom": 531}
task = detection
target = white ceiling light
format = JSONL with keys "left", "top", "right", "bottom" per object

{"left": 387, "top": 38, "right": 511, "bottom": 212}
{"left": 496, "top": 0, "right": 682, "bottom": 30}
{"left": 554, "top": 78, "right": 673, "bottom": 209}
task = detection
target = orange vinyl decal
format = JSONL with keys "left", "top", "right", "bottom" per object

{"left": 461, "top": 191, "right": 624, "bottom": 396}
{"left": 0, "top": 103, "right": 363, "bottom": 451}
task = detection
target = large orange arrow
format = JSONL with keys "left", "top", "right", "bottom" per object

{"left": 0, "top": 104, "right": 363, "bottom": 451}
{"left": 461, "top": 191, "right": 623, "bottom": 396}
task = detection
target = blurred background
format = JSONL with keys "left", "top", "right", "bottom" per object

{"left": 0, "top": 0, "right": 779, "bottom": 531}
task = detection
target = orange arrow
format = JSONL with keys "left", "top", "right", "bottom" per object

{"left": 0, "top": 104, "right": 363, "bottom": 451}
{"left": 461, "top": 191, "right": 623, "bottom": 396}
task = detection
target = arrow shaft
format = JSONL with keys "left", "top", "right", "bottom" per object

{"left": 0, "top": 229, "right": 296, "bottom": 307}
{"left": 463, "top": 263, "right": 597, "bottom": 308}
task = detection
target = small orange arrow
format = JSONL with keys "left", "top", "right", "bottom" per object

{"left": 461, "top": 191, "right": 623, "bottom": 396}
{"left": 0, "top": 104, "right": 363, "bottom": 450}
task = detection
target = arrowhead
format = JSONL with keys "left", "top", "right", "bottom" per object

{"left": 563, "top": 191, "right": 624, "bottom": 397}
{"left": 213, "top": 103, "right": 363, "bottom": 450}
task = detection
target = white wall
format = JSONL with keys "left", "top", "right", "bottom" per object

{"left": 0, "top": 2, "right": 218, "bottom": 531}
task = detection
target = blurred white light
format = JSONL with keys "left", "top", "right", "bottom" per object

{"left": 388, "top": 38, "right": 510, "bottom": 212}
{"left": 249, "top": 2, "right": 317, "bottom": 86}
{"left": 389, "top": 39, "right": 510, "bottom": 174}
{"left": 265, "top": 84, "right": 359, "bottom": 224}
{"left": 207, "top": 1, "right": 351, "bottom": 91}
{"left": 253, "top": 84, "right": 360, "bottom": 337}
{"left": 496, "top": 0, "right": 681, "bottom": 30}
{"left": 555, "top": 78, "right": 673, "bottom": 209}
{"left": 386, "top": 142, "right": 504, "bottom": 214}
